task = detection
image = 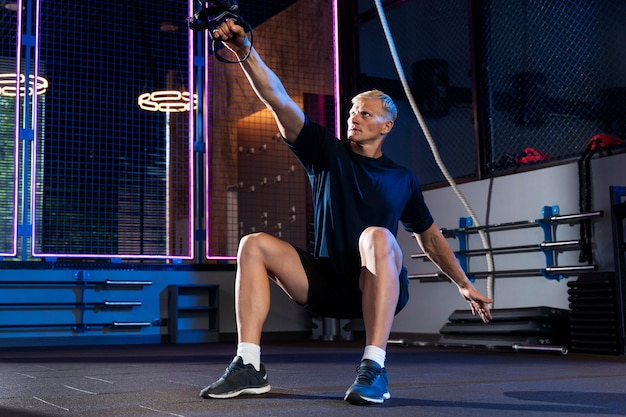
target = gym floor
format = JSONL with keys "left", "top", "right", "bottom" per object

{"left": 1, "top": 340, "right": 625, "bottom": 417}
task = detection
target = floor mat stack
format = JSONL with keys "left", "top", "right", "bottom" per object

{"left": 438, "top": 306, "right": 570, "bottom": 350}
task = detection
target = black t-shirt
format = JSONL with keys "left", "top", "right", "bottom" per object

{"left": 286, "top": 116, "right": 434, "bottom": 272}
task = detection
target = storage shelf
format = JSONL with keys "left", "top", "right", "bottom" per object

{"left": 0, "top": 271, "right": 152, "bottom": 333}
{"left": 168, "top": 284, "right": 219, "bottom": 344}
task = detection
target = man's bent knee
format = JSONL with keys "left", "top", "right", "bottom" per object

{"left": 237, "top": 232, "right": 272, "bottom": 259}
{"left": 358, "top": 227, "right": 402, "bottom": 270}
{"left": 359, "top": 227, "right": 397, "bottom": 253}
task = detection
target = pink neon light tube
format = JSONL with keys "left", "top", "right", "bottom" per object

{"left": 8, "top": 0, "right": 24, "bottom": 257}
{"left": 333, "top": 0, "right": 341, "bottom": 139}
{"left": 204, "top": 1, "right": 341, "bottom": 260}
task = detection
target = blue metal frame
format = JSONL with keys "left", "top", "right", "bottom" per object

{"left": 453, "top": 216, "right": 473, "bottom": 281}
{"left": 537, "top": 205, "right": 562, "bottom": 280}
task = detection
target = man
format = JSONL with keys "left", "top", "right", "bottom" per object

{"left": 201, "top": 19, "right": 492, "bottom": 405}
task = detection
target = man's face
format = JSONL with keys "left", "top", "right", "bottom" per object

{"left": 347, "top": 98, "right": 393, "bottom": 143}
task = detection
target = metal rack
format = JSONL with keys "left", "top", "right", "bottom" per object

{"left": 410, "top": 205, "right": 603, "bottom": 282}
{"left": 0, "top": 271, "right": 153, "bottom": 332}
{"left": 410, "top": 205, "right": 605, "bottom": 352}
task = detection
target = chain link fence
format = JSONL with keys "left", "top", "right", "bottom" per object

{"left": 354, "top": 0, "right": 626, "bottom": 185}
{"left": 479, "top": 0, "right": 626, "bottom": 173}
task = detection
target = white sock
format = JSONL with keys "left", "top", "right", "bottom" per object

{"left": 236, "top": 342, "right": 261, "bottom": 371}
{"left": 362, "top": 345, "right": 386, "bottom": 368}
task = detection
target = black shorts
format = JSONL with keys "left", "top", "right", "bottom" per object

{"left": 292, "top": 246, "right": 410, "bottom": 319}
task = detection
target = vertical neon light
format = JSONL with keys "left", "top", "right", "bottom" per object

{"left": 201, "top": 1, "right": 342, "bottom": 260}
{"left": 10, "top": 0, "right": 23, "bottom": 257}
{"left": 202, "top": 8, "right": 209, "bottom": 259}
{"left": 203, "top": 26, "right": 210, "bottom": 259}
{"left": 204, "top": 15, "right": 224, "bottom": 260}
{"left": 332, "top": 0, "right": 341, "bottom": 139}
{"left": 187, "top": 0, "right": 196, "bottom": 259}
{"left": 29, "top": 0, "right": 41, "bottom": 258}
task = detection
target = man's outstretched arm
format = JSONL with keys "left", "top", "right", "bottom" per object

{"left": 212, "top": 19, "right": 305, "bottom": 143}
{"left": 414, "top": 224, "right": 493, "bottom": 322}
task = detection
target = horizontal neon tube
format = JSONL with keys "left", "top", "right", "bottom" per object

{"left": 137, "top": 90, "right": 198, "bottom": 112}
{"left": 0, "top": 73, "right": 48, "bottom": 96}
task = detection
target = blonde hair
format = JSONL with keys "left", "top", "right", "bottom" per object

{"left": 351, "top": 90, "right": 397, "bottom": 121}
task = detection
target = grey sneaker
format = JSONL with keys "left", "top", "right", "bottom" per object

{"left": 200, "top": 356, "right": 271, "bottom": 399}
{"left": 344, "top": 359, "right": 390, "bottom": 405}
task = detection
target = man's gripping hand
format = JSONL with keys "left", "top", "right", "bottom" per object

{"left": 212, "top": 18, "right": 250, "bottom": 58}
